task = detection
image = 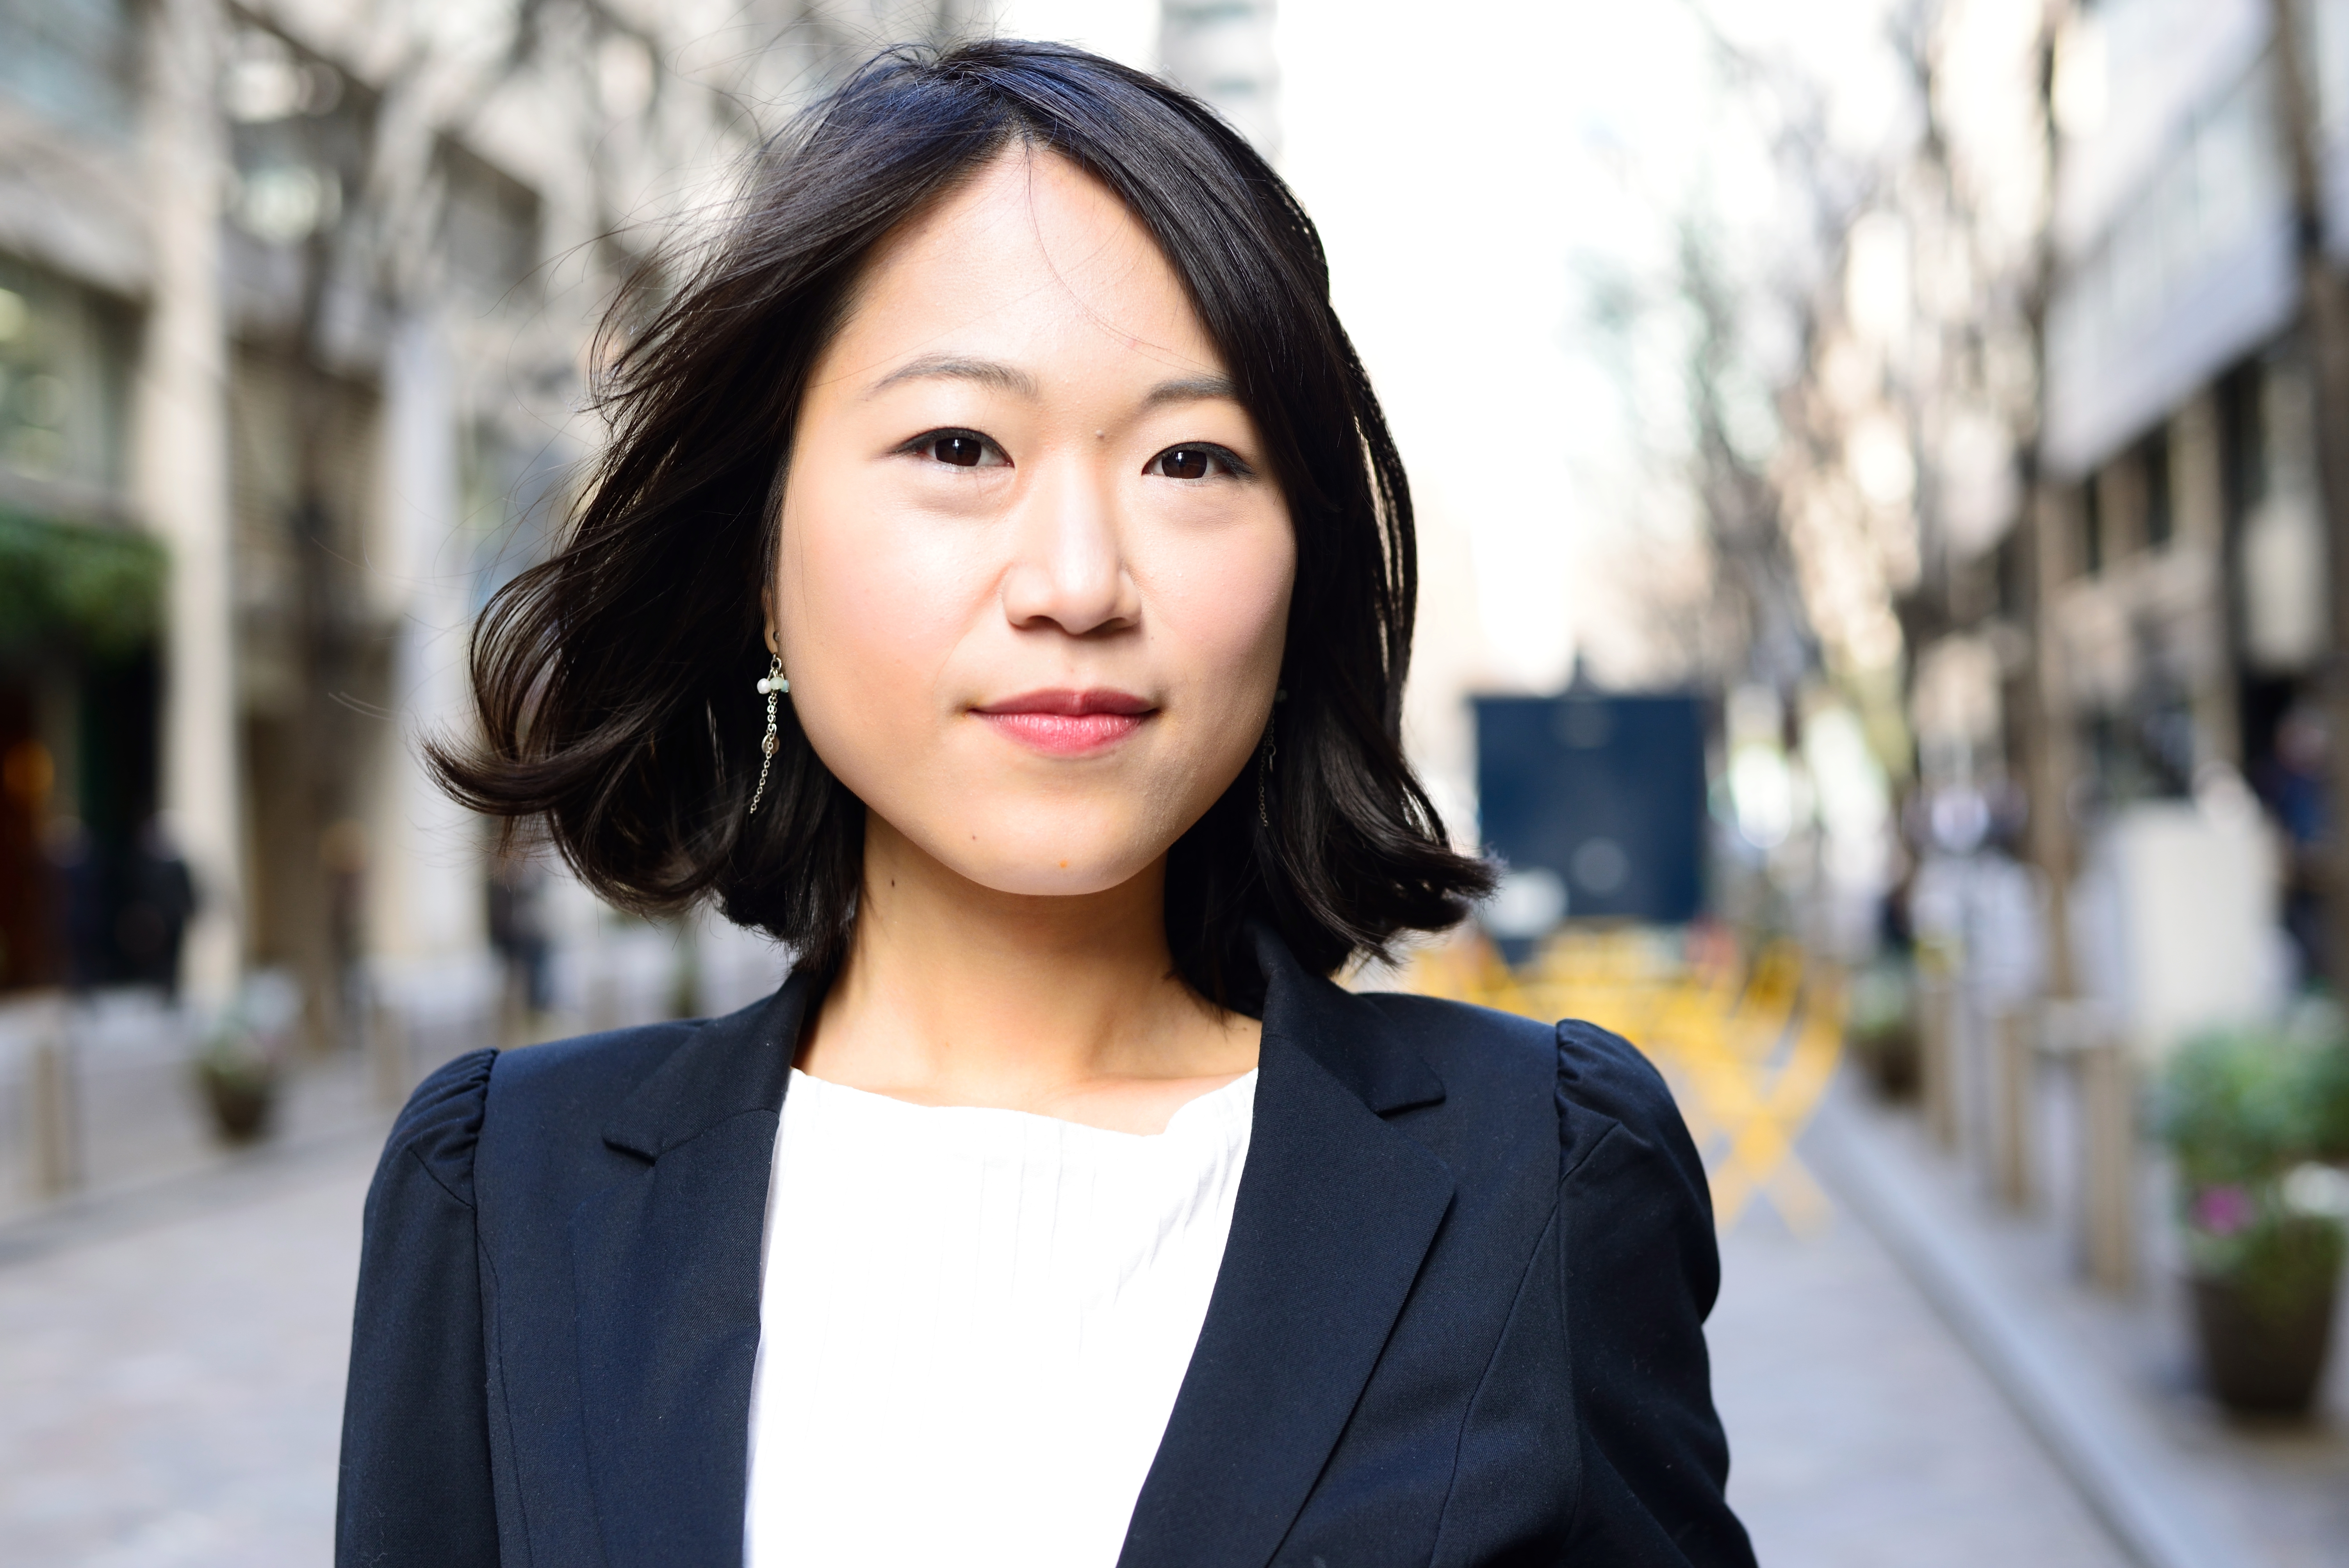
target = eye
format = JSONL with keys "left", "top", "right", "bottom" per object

{"left": 909, "top": 429, "right": 1007, "bottom": 469}
{"left": 1146, "top": 445, "right": 1247, "bottom": 481}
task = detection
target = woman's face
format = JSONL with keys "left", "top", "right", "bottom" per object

{"left": 773, "top": 148, "right": 1295, "bottom": 899}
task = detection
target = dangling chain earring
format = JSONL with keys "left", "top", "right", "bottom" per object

{"left": 1256, "top": 688, "right": 1285, "bottom": 829}
{"left": 748, "top": 653, "right": 789, "bottom": 817}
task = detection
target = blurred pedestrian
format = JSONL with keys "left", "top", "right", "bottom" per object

{"left": 45, "top": 816, "right": 107, "bottom": 991}
{"left": 342, "top": 42, "right": 1751, "bottom": 1568}
{"left": 2256, "top": 704, "right": 2328, "bottom": 984}
{"left": 485, "top": 842, "right": 549, "bottom": 1016}
{"left": 118, "top": 813, "right": 196, "bottom": 998}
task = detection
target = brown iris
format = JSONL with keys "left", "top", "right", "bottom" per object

{"left": 1155, "top": 448, "right": 1211, "bottom": 480}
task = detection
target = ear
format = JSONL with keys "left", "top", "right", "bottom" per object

{"left": 760, "top": 586, "right": 778, "bottom": 655}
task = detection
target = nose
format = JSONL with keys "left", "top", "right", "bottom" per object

{"left": 999, "top": 454, "right": 1139, "bottom": 638}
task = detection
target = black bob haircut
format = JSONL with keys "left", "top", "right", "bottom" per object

{"left": 433, "top": 38, "right": 1493, "bottom": 1012}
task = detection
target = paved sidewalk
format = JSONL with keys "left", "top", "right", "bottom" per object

{"left": 0, "top": 1083, "right": 2246, "bottom": 1566}
{"left": 1808, "top": 1080, "right": 2349, "bottom": 1568}
{"left": 0, "top": 1136, "right": 377, "bottom": 1567}
{"left": 1711, "top": 1203, "right": 2130, "bottom": 1567}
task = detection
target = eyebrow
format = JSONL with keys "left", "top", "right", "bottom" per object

{"left": 1142, "top": 374, "right": 1239, "bottom": 407}
{"left": 866, "top": 356, "right": 1240, "bottom": 410}
{"left": 868, "top": 355, "right": 1039, "bottom": 398}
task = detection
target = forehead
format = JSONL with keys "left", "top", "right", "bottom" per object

{"left": 824, "top": 144, "right": 1224, "bottom": 382}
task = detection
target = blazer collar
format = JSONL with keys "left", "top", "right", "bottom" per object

{"left": 1117, "top": 926, "right": 1456, "bottom": 1568}
{"left": 573, "top": 976, "right": 808, "bottom": 1568}
{"left": 1248, "top": 923, "right": 1446, "bottom": 1117}
{"left": 601, "top": 973, "right": 811, "bottom": 1160}
{"left": 572, "top": 932, "right": 1454, "bottom": 1568}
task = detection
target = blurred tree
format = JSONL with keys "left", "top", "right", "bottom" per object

{"left": 1585, "top": 2, "right": 1928, "bottom": 704}
{"left": 1674, "top": 221, "right": 1817, "bottom": 696}
{"left": 1575, "top": 0, "right": 2072, "bottom": 967}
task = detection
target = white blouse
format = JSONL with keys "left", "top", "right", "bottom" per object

{"left": 743, "top": 1066, "right": 1258, "bottom": 1567}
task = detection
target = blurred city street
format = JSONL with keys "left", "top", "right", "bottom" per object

{"left": 0, "top": 1083, "right": 2117, "bottom": 1568}
{"left": 3, "top": 1058, "right": 2339, "bottom": 1568}
{"left": 7, "top": 0, "right": 2349, "bottom": 1559}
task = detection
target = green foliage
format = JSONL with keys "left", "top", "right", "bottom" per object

{"left": 2157, "top": 1021, "right": 2344, "bottom": 1190}
{"left": 1845, "top": 957, "right": 1913, "bottom": 1044}
{"left": 0, "top": 508, "right": 166, "bottom": 662}
{"left": 2160, "top": 1018, "right": 2349, "bottom": 1312}
{"left": 2183, "top": 1207, "right": 2346, "bottom": 1327}
{"left": 193, "top": 1046, "right": 278, "bottom": 1094}
{"left": 2313, "top": 1033, "right": 2349, "bottom": 1162}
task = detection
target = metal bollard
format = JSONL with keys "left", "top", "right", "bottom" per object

{"left": 24, "top": 996, "right": 79, "bottom": 1199}
{"left": 1918, "top": 970, "right": 1961, "bottom": 1152}
{"left": 1990, "top": 1006, "right": 2035, "bottom": 1210}
{"left": 2079, "top": 1034, "right": 2137, "bottom": 1292}
{"left": 368, "top": 992, "right": 410, "bottom": 1110}
{"left": 2041, "top": 1000, "right": 2136, "bottom": 1292}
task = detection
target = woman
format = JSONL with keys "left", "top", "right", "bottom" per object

{"left": 339, "top": 39, "right": 1752, "bottom": 1568}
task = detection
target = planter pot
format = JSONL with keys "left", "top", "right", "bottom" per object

{"left": 2188, "top": 1270, "right": 2338, "bottom": 1417}
{"left": 198, "top": 1064, "right": 278, "bottom": 1146}
{"left": 1852, "top": 1022, "right": 1919, "bottom": 1100}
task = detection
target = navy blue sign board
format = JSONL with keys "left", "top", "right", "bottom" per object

{"left": 1472, "top": 693, "right": 1708, "bottom": 926}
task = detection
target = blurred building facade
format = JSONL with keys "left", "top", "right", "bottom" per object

{"left": 2025, "top": 0, "right": 2346, "bottom": 1028}
{"left": 1832, "top": 3, "right": 2349, "bottom": 1310}
{"left": 1880, "top": 0, "right": 2349, "bottom": 1046}
{"left": 2027, "top": 0, "right": 2298, "bottom": 1033}
{"left": 0, "top": 0, "right": 992, "bottom": 1046}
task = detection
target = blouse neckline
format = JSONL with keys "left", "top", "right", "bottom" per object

{"left": 782, "top": 1065, "right": 1260, "bottom": 1144}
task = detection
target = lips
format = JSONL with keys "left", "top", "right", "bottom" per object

{"left": 971, "top": 688, "right": 1155, "bottom": 756}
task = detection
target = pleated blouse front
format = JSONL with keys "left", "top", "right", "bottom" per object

{"left": 742, "top": 1066, "right": 1258, "bottom": 1567}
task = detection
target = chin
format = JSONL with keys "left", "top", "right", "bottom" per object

{"left": 913, "top": 802, "right": 1171, "bottom": 898}
{"left": 963, "top": 860, "right": 1146, "bottom": 898}
{"left": 948, "top": 831, "right": 1157, "bottom": 896}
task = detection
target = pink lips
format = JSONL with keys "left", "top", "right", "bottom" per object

{"left": 972, "top": 688, "right": 1154, "bottom": 756}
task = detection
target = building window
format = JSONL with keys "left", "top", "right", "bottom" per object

{"left": 0, "top": 254, "right": 131, "bottom": 505}
{"left": 0, "top": 0, "right": 134, "bottom": 141}
{"left": 2082, "top": 472, "right": 2104, "bottom": 574}
{"left": 220, "top": 29, "right": 370, "bottom": 334}
{"left": 2140, "top": 426, "right": 2173, "bottom": 549}
{"left": 440, "top": 141, "right": 543, "bottom": 307}
{"left": 1161, "top": 0, "right": 1280, "bottom": 156}
{"left": 2219, "top": 358, "right": 2264, "bottom": 528}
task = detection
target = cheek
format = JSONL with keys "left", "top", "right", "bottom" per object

{"left": 1132, "top": 514, "right": 1296, "bottom": 813}
{"left": 1151, "top": 520, "right": 1296, "bottom": 694}
{"left": 772, "top": 469, "right": 988, "bottom": 781}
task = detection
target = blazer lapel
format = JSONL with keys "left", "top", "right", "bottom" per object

{"left": 1119, "top": 929, "right": 1455, "bottom": 1568}
{"left": 571, "top": 976, "right": 810, "bottom": 1568}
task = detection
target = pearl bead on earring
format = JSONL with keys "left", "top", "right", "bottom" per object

{"left": 748, "top": 652, "right": 789, "bottom": 818}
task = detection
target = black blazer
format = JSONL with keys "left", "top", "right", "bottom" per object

{"left": 338, "top": 928, "right": 1753, "bottom": 1567}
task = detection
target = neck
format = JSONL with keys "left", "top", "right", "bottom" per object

{"left": 796, "top": 814, "right": 1259, "bottom": 1123}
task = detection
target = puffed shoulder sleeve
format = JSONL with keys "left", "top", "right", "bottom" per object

{"left": 338, "top": 1048, "right": 501, "bottom": 1567}
{"left": 1555, "top": 1020, "right": 1755, "bottom": 1567}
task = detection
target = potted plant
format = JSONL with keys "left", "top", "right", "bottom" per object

{"left": 1845, "top": 956, "right": 1919, "bottom": 1099}
{"left": 191, "top": 970, "right": 299, "bottom": 1146}
{"left": 2158, "top": 1016, "right": 2349, "bottom": 1417}
{"left": 195, "top": 1030, "right": 278, "bottom": 1144}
